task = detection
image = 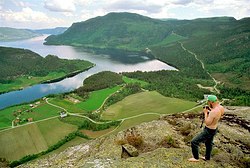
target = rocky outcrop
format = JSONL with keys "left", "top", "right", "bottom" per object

{"left": 122, "top": 144, "right": 139, "bottom": 157}
{"left": 18, "top": 106, "right": 250, "bottom": 168}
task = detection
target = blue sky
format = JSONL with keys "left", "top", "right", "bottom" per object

{"left": 0, "top": 0, "right": 250, "bottom": 29}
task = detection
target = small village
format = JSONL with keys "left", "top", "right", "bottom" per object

{"left": 12, "top": 97, "right": 67, "bottom": 127}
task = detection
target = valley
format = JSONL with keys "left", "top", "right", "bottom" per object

{"left": 0, "top": 12, "right": 249, "bottom": 167}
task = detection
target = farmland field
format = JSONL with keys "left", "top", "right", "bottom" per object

{"left": 0, "top": 100, "right": 61, "bottom": 129}
{"left": 122, "top": 76, "right": 148, "bottom": 86}
{"left": 80, "top": 127, "right": 116, "bottom": 138}
{"left": 101, "top": 91, "right": 197, "bottom": 120}
{"left": 0, "top": 104, "right": 29, "bottom": 128}
{"left": 76, "top": 86, "right": 121, "bottom": 111}
{"left": 0, "top": 118, "right": 77, "bottom": 161}
{"left": 22, "top": 103, "right": 61, "bottom": 121}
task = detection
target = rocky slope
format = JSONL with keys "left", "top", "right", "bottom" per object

{"left": 18, "top": 107, "right": 250, "bottom": 168}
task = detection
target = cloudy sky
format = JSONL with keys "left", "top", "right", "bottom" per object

{"left": 0, "top": 0, "right": 250, "bottom": 29}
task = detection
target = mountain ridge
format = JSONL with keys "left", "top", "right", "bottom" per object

{"left": 0, "top": 27, "right": 40, "bottom": 41}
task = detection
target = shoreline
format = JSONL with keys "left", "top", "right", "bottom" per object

{"left": 0, "top": 65, "right": 95, "bottom": 95}
{"left": 42, "top": 65, "right": 95, "bottom": 84}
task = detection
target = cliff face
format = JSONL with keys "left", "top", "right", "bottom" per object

{"left": 18, "top": 107, "right": 250, "bottom": 168}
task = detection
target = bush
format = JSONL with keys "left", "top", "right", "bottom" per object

{"left": 120, "top": 128, "right": 144, "bottom": 148}
{"left": 159, "top": 135, "right": 180, "bottom": 148}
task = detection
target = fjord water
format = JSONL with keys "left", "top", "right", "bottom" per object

{"left": 0, "top": 35, "right": 176, "bottom": 109}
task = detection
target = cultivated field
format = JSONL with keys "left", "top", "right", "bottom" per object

{"left": 76, "top": 86, "right": 121, "bottom": 111}
{"left": 0, "top": 118, "right": 77, "bottom": 161}
{"left": 122, "top": 76, "right": 148, "bottom": 87}
{"left": 0, "top": 100, "right": 61, "bottom": 129}
{"left": 101, "top": 91, "right": 197, "bottom": 120}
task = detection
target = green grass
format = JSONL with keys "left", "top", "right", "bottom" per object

{"left": 0, "top": 72, "right": 66, "bottom": 93}
{"left": 59, "top": 116, "right": 87, "bottom": 128}
{"left": 36, "top": 118, "right": 78, "bottom": 147}
{"left": 122, "top": 76, "right": 148, "bottom": 87}
{"left": 101, "top": 91, "right": 196, "bottom": 120}
{"left": 76, "top": 86, "right": 121, "bottom": 111}
{"left": 80, "top": 127, "right": 116, "bottom": 138}
{"left": 156, "top": 33, "right": 187, "bottom": 46}
{"left": 113, "top": 114, "right": 160, "bottom": 134}
{"left": 21, "top": 104, "right": 60, "bottom": 121}
{"left": 0, "top": 100, "right": 62, "bottom": 129}
{"left": 0, "top": 123, "right": 47, "bottom": 161}
{"left": 0, "top": 118, "right": 77, "bottom": 161}
{"left": 48, "top": 98, "right": 86, "bottom": 113}
{"left": 0, "top": 104, "right": 30, "bottom": 128}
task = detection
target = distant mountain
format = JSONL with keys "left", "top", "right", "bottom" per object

{"left": 44, "top": 12, "right": 174, "bottom": 50}
{"left": 0, "top": 27, "right": 40, "bottom": 41}
{"left": 33, "top": 27, "right": 67, "bottom": 35}
{"left": 44, "top": 12, "right": 250, "bottom": 90}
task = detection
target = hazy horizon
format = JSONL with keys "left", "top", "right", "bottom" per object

{"left": 0, "top": 0, "right": 250, "bottom": 29}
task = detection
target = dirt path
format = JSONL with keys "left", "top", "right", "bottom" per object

{"left": 179, "top": 42, "right": 220, "bottom": 94}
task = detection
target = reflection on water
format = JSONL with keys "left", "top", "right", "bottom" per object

{"left": 0, "top": 35, "right": 176, "bottom": 109}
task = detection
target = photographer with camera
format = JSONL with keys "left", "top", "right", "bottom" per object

{"left": 188, "top": 95, "right": 224, "bottom": 162}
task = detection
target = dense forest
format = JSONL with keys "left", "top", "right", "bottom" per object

{"left": 44, "top": 12, "right": 174, "bottom": 50}
{"left": 0, "top": 46, "right": 93, "bottom": 83}
{"left": 123, "top": 71, "right": 209, "bottom": 101}
{"left": 75, "top": 71, "right": 124, "bottom": 98}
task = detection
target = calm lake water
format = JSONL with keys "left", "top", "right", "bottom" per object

{"left": 0, "top": 35, "right": 176, "bottom": 109}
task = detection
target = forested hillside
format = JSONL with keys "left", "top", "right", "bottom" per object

{"left": 0, "top": 46, "right": 93, "bottom": 83}
{"left": 44, "top": 12, "right": 250, "bottom": 104}
{"left": 33, "top": 27, "right": 67, "bottom": 35}
{"left": 0, "top": 27, "right": 40, "bottom": 41}
{"left": 44, "top": 12, "right": 174, "bottom": 50}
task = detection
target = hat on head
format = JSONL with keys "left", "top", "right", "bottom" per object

{"left": 207, "top": 95, "right": 217, "bottom": 102}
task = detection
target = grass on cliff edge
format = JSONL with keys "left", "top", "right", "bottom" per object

{"left": 101, "top": 91, "right": 196, "bottom": 120}
{"left": 0, "top": 118, "right": 77, "bottom": 161}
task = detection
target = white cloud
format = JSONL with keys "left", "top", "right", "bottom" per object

{"left": 106, "top": 0, "right": 166, "bottom": 14}
{"left": 195, "top": 0, "right": 250, "bottom": 19}
{"left": 0, "top": 7, "right": 65, "bottom": 28}
{"left": 44, "top": 0, "right": 76, "bottom": 12}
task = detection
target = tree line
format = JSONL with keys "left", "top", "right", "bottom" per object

{"left": 0, "top": 46, "right": 93, "bottom": 83}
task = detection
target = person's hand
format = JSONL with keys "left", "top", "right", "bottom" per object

{"left": 203, "top": 108, "right": 209, "bottom": 115}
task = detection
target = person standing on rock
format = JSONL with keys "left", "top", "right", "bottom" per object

{"left": 188, "top": 95, "right": 224, "bottom": 162}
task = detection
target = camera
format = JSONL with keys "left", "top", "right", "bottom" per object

{"left": 203, "top": 105, "right": 211, "bottom": 111}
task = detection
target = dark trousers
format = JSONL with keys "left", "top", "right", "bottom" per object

{"left": 191, "top": 126, "right": 218, "bottom": 160}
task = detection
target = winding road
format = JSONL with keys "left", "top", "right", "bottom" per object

{"left": 179, "top": 42, "right": 220, "bottom": 94}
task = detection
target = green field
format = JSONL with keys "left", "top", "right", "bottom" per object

{"left": 122, "top": 76, "right": 148, "bottom": 87}
{"left": 80, "top": 127, "right": 116, "bottom": 138}
{"left": 76, "top": 86, "right": 121, "bottom": 111}
{"left": 49, "top": 86, "right": 121, "bottom": 113}
{"left": 0, "top": 100, "right": 61, "bottom": 129}
{"left": 101, "top": 91, "right": 196, "bottom": 120}
{"left": 113, "top": 114, "right": 160, "bottom": 134}
{"left": 156, "top": 33, "right": 187, "bottom": 46}
{"left": 22, "top": 104, "right": 61, "bottom": 121}
{"left": 49, "top": 98, "right": 86, "bottom": 113}
{"left": 0, "top": 72, "right": 66, "bottom": 93}
{"left": 0, "top": 104, "right": 29, "bottom": 128}
{"left": 0, "top": 118, "right": 77, "bottom": 161}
